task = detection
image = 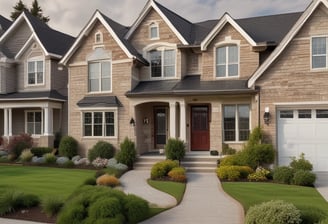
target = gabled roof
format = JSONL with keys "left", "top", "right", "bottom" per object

{"left": 0, "top": 15, "right": 12, "bottom": 34}
{"left": 125, "top": 0, "right": 190, "bottom": 45}
{"left": 0, "top": 11, "right": 74, "bottom": 59}
{"left": 60, "top": 10, "right": 147, "bottom": 66}
{"left": 248, "top": 0, "right": 328, "bottom": 88}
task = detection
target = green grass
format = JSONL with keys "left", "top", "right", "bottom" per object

{"left": 0, "top": 165, "right": 95, "bottom": 200}
{"left": 222, "top": 182, "right": 328, "bottom": 213}
{"left": 147, "top": 179, "right": 186, "bottom": 204}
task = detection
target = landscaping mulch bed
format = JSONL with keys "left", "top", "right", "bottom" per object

{"left": 2, "top": 206, "right": 56, "bottom": 223}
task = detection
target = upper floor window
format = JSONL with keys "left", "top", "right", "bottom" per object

{"left": 149, "top": 23, "right": 159, "bottom": 40}
{"left": 95, "top": 31, "right": 103, "bottom": 44}
{"left": 150, "top": 49, "right": 175, "bottom": 78}
{"left": 216, "top": 45, "right": 239, "bottom": 78}
{"left": 27, "top": 58, "right": 44, "bottom": 85}
{"left": 88, "top": 60, "right": 111, "bottom": 92}
{"left": 312, "top": 37, "right": 327, "bottom": 69}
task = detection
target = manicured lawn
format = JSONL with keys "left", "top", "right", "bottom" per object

{"left": 148, "top": 179, "right": 186, "bottom": 204}
{"left": 0, "top": 165, "right": 95, "bottom": 199}
{"left": 222, "top": 182, "right": 328, "bottom": 213}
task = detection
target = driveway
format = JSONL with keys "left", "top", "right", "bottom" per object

{"left": 315, "top": 172, "right": 328, "bottom": 201}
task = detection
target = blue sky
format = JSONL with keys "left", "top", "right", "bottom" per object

{"left": 0, "top": 0, "right": 311, "bottom": 36}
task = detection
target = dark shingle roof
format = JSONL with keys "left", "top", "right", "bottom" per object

{"left": 24, "top": 11, "right": 75, "bottom": 56}
{"left": 191, "top": 20, "right": 218, "bottom": 44}
{"left": 0, "top": 15, "right": 12, "bottom": 33}
{"left": 236, "top": 12, "right": 302, "bottom": 44}
{"left": 0, "top": 90, "right": 66, "bottom": 101}
{"left": 100, "top": 12, "right": 148, "bottom": 65}
{"left": 77, "top": 96, "right": 122, "bottom": 107}
{"left": 127, "top": 75, "right": 256, "bottom": 97}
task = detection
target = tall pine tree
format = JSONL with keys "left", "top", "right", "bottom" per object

{"left": 10, "top": 0, "right": 27, "bottom": 21}
{"left": 10, "top": 0, "right": 50, "bottom": 23}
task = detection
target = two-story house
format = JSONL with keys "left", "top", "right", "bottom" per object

{"left": 0, "top": 11, "right": 74, "bottom": 147}
{"left": 61, "top": 0, "right": 328, "bottom": 171}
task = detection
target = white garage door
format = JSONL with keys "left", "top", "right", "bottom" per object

{"left": 278, "top": 109, "right": 328, "bottom": 171}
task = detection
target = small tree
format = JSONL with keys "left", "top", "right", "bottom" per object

{"left": 116, "top": 137, "right": 137, "bottom": 169}
{"left": 10, "top": 0, "right": 27, "bottom": 21}
{"left": 30, "top": 0, "right": 49, "bottom": 23}
{"left": 58, "top": 136, "right": 78, "bottom": 159}
{"left": 165, "top": 138, "right": 185, "bottom": 162}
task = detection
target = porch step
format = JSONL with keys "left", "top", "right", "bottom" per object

{"left": 133, "top": 155, "right": 166, "bottom": 170}
{"left": 181, "top": 155, "right": 219, "bottom": 173}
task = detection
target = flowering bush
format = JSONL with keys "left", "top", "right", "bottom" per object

{"left": 92, "top": 157, "right": 108, "bottom": 168}
{"left": 248, "top": 167, "right": 271, "bottom": 181}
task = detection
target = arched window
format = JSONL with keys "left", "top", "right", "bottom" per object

{"left": 216, "top": 45, "right": 239, "bottom": 78}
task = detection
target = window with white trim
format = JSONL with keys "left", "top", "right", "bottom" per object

{"left": 149, "top": 49, "right": 175, "bottom": 78}
{"left": 223, "top": 105, "right": 250, "bottom": 142}
{"left": 26, "top": 111, "right": 42, "bottom": 135}
{"left": 216, "top": 45, "right": 239, "bottom": 77}
{"left": 95, "top": 31, "right": 103, "bottom": 44}
{"left": 149, "top": 23, "right": 159, "bottom": 39}
{"left": 88, "top": 60, "right": 111, "bottom": 92}
{"left": 27, "top": 57, "right": 44, "bottom": 85}
{"left": 83, "top": 111, "right": 116, "bottom": 137}
{"left": 312, "top": 37, "right": 327, "bottom": 69}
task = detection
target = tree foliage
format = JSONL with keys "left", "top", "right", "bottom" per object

{"left": 11, "top": 0, "right": 50, "bottom": 23}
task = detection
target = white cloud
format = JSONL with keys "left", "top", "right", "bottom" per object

{"left": 0, "top": 0, "right": 311, "bottom": 36}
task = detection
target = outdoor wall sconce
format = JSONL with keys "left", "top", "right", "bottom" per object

{"left": 143, "top": 117, "right": 149, "bottom": 125}
{"left": 129, "top": 118, "right": 135, "bottom": 127}
{"left": 263, "top": 107, "right": 270, "bottom": 125}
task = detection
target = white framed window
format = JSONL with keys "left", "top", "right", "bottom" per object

{"left": 149, "top": 48, "right": 176, "bottom": 78}
{"left": 83, "top": 111, "right": 117, "bottom": 137}
{"left": 25, "top": 110, "right": 43, "bottom": 135}
{"left": 88, "top": 60, "right": 111, "bottom": 92}
{"left": 27, "top": 56, "right": 44, "bottom": 85}
{"left": 149, "top": 23, "right": 159, "bottom": 40}
{"left": 95, "top": 31, "right": 103, "bottom": 44}
{"left": 312, "top": 36, "right": 327, "bottom": 69}
{"left": 216, "top": 45, "right": 239, "bottom": 78}
{"left": 223, "top": 105, "right": 250, "bottom": 142}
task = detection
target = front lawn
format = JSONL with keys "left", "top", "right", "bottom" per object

{"left": 0, "top": 165, "right": 95, "bottom": 199}
{"left": 222, "top": 182, "right": 328, "bottom": 214}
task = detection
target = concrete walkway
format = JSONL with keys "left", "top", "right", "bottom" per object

{"left": 0, "top": 219, "right": 46, "bottom": 224}
{"left": 315, "top": 172, "right": 328, "bottom": 201}
{"left": 140, "top": 172, "right": 244, "bottom": 224}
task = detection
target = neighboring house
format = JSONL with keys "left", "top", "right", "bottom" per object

{"left": 0, "top": 11, "right": 74, "bottom": 147}
{"left": 60, "top": 0, "right": 328, "bottom": 171}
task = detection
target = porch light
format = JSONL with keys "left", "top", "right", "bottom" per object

{"left": 263, "top": 107, "right": 270, "bottom": 125}
{"left": 129, "top": 118, "right": 136, "bottom": 127}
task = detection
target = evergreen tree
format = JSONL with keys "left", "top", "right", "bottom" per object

{"left": 30, "top": 0, "right": 50, "bottom": 23}
{"left": 10, "top": 0, "right": 27, "bottom": 21}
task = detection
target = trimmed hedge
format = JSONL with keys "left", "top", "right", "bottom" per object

{"left": 88, "top": 141, "right": 115, "bottom": 162}
{"left": 31, "top": 147, "right": 53, "bottom": 157}
{"left": 217, "top": 165, "right": 254, "bottom": 181}
{"left": 150, "top": 160, "right": 179, "bottom": 180}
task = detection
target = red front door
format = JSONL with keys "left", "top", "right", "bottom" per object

{"left": 191, "top": 106, "right": 210, "bottom": 151}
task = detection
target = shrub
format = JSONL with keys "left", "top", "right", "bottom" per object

{"left": 124, "top": 194, "right": 150, "bottom": 224}
{"left": 299, "top": 206, "right": 327, "bottom": 224}
{"left": 245, "top": 200, "right": 301, "bottom": 224}
{"left": 290, "top": 153, "right": 313, "bottom": 171}
{"left": 116, "top": 137, "right": 137, "bottom": 168}
{"left": 95, "top": 170, "right": 106, "bottom": 178}
{"left": 292, "top": 170, "right": 316, "bottom": 186}
{"left": 83, "top": 177, "right": 97, "bottom": 186}
{"left": 273, "top": 166, "right": 294, "bottom": 184}
{"left": 96, "top": 174, "right": 120, "bottom": 187}
{"left": 44, "top": 153, "right": 57, "bottom": 164}
{"left": 216, "top": 166, "right": 253, "bottom": 181}
{"left": 168, "top": 167, "right": 187, "bottom": 182}
{"left": 41, "top": 197, "right": 64, "bottom": 217}
{"left": 58, "top": 136, "right": 78, "bottom": 159}
{"left": 20, "top": 149, "right": 33, "bottom": 162}
{"left": 222, "top": 144, "right": 236, "bottom": 155}
{"left": 165, "top": 138, "right": 185, "bottom": 161}
{"left": 220, "top": 155, "right": 240, "bottom": 166}
{"left": 57, "top": 204, "right": 86, "bottom": 224}
{"left": 150, "top": 160, "right": 179, "bottom": 179}
{"left": 92, "top": 157, "right": 108, "bottom": 168}
{"left": 30, "top": 147, "right": 53, "bottom": 157}
{"left": 0, "top": 190, "right": 39, "bottom": 215}
{"left": 248, "top": 167, "right": 271, "bottom": 182}
{"left": 7, "top": 134, "right": 33, "bottom": 160}
{"left": 62, "top": 160, "right": 74, "bottom": 168}
{"left": 89, "top": 197, "right": 122, "bottom": 219}
{"left": 88, "top": 141, "right": 115, "bottom": 162}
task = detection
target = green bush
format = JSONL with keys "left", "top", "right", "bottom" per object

{"left": 57, "top": 204, "right": 86, "bottom": 224}
{"left": 165, "top": 138, "right": 185, "bottom": 161}
{"left": 20, "top": 149, "right": 33, "bottom": 162}
{"left": 7, "top": 133, "right": 33, "bottom": 160}
{"left": 116, "top": 137, "right": 137, "bottom": 168}
{"left": 299, "top": 206, "right": 327, "bottom": 224}
{"left": 219, "top": 155, "right": 240, "bottom": 166}
{"left": 290, "top": 153, "right": 313, "bottom": 171}
{"left": 150, "top": 160, "right": 179, "bottom": 179}
{"left": 62, "top": 160, "right": 74, "bottom": 168}
{"left": 273, "top": 166, "right": 294, "bottom": 184}
{"left": 44, "top": 153, "right": 57, "bottom": 164}
{"left": 245, "top": 200, "right": 301, "bottom": 224}
{"left": 168, "top": 167, "right": 187, "bottom": 182}
{"left": 0, "top": 190, "right": 39, "bottom": 215}
{"left": 216, "top": 166, "right": 253, "bottom": 181}
{"left": 292, "top": 170, "right": 316, "bottom": 186}
{"left": 88, "top": 141, "right": 115, "bottom": 162}
{"left": 89, "top": 197, "right": 122, "bottom": 219}
{"left": 58, "top": 136, "right": 78, "bottom": 159}
{"left": 222, "top": 144, "right": 236, "bottom": 155}
{"left": 248, "top": 167, "right": 271, "bottom": 182}
{"left": 83, "top": 177, "right": 97, "bottom": 186}
{"left": 31, "top": 147, "right": 53, "bottom": 157}
{"left": 41, "top": 196, "right": 64, "bottom": 217}
{"left": 124, "top": 194, "right": 149, "bottom": 224}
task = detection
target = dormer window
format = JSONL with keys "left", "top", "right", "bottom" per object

{"left": 149, "top": 23, "right": 159, "bottom": 40}
{"left": 27, "top": 56, "right": 44, "bottom": 85}
{"left": 216, "top": 45, "right": 239, "bottom": 78}
{"left": 95, "top": 31, "right": 103, "bottom": 44}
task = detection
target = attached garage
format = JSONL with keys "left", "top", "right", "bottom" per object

{"left": 277, "top": 109, "right": 328, "bottom": 171}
